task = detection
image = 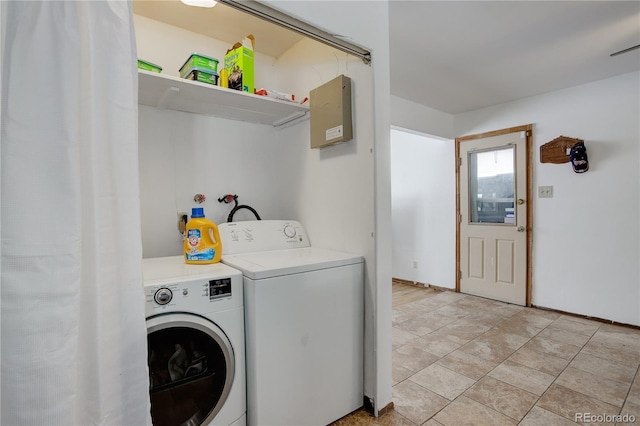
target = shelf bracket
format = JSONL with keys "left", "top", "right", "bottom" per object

{"left": 157, "top": 86, "right": 180, "bottom": 110}
{"left": 273, "top": 110, "right": 308, "bottom": 128}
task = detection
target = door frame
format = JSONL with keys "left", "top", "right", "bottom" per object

{"left": 455, "top": 124, "right": 534, "bottom": 306}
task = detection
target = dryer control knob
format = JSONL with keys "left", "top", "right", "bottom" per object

{"left": 154, "top": 288, "right": 173, "bottom": 305}
{"left": 283, "top": 225, "right": 296, "bottom": 238}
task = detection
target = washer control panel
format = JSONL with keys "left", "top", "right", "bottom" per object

{"left": 219, "top": 220, "right": 310, "bottom": 255}
{"left": 144, "top": 276, "right": 239, "bottom": 316}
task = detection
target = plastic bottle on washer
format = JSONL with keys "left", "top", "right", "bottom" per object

{"left": 184, "top": 207, "right": 222, "bottom": 264}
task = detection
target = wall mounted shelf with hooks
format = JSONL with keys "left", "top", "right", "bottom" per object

{"left": 540, "top": 135, "right": 583, "bottom": 164}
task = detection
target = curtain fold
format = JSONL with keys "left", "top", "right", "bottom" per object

{"left": 1, "top": 1, "right": 150, "bottom": 424}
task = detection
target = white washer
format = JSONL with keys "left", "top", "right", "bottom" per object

{"left": 143, "top": 256, "right": 246, "bottom": 426}
{"left": 219, "top": 220, "right": 364, "bottom": 426}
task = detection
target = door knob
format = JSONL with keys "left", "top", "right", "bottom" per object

{"left": 517, "top": 199, "right": 525, "bottom": 205}
{"left": 517, "top": 226, "right": 526, "bottom": 232}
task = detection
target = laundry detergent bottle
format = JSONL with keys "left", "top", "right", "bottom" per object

{"left": 184, "top": 207, "right": 222, "bottom": 264}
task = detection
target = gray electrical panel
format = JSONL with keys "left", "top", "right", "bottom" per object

{"left": 309, "top": 75, "right": 353, "bottom": 149}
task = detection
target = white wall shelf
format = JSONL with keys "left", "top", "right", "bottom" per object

{"left": 138, "top": 70, "right": 309, "bottom": 127}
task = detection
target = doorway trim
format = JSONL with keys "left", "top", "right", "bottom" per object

{"left": 455, "top": 124, "right": 533, "bottom": 306}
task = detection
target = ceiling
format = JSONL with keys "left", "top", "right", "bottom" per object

{"left": 389, "top": 1, "right": 640, "bottom": 114}
{"left": 132, "top": 0, "right": 305, "bottom": 58}
{"left": 134, "top": 1, "right": 640, "bottom": 115}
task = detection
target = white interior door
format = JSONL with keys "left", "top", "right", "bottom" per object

{"left": 458, "top": 130, "right": 529, "bottom": 305}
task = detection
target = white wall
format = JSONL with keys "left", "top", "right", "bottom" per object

{"left": 264, "top": 1, "right": 393, "bottom": 412}
{"left": 390, "top": 129, "right": 456, "bottom": 289}
{"left": 138, "top": 107, "right": 296, "bottom": 257}
{"left": 391, "top": 96, "right": 455, "bottom": 139}
{"left": 455, "top": 71, "right": 640, "bottom": 326}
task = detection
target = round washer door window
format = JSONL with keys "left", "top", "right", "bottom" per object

{"left": 146, "top": 313, "right": 235, "bottom": 426}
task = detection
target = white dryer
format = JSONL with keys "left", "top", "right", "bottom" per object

{"left": 218, "top": 220, "right": 364, "bottom": 426}
{"left": 143, "top": 256, "right": 246, "bottom": 426}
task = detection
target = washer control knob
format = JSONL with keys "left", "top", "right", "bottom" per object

{"left": 154, "top": 288, "right": 173, "bottom": 305}
{"left": 283, "top": 225, "right": 296, "bottom": 238}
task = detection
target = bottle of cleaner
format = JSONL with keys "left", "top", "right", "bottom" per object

{"left": 184, "top": 207, "right": 222, "bottom": 264}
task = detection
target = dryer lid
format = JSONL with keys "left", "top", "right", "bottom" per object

{"left": 221, "top": 247, "right": 363, "bottom": 280}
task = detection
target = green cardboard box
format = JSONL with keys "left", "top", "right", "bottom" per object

{"left": 137, "top": 59, "right": 162, "bottom": 73}
{"left": 223, "top": 34, "right": 255, "bottom": 93}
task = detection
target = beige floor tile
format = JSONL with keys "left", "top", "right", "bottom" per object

{"left": 394, "top": 315, "right": 442, "bottom": 337}
{"left": 454, "top": 296, "right": 493, "bottom": 312}
{"left": 518, "top": 406, "right": 579, "bottom": 426}
{"left": 463, "top": 376, "right": 538, "bottom": 421}
{"left": 589, "top": 327, "right": 640, "bottom": 354}
{"left": 555, "top": 366, "right": 631, "bottom": 407}
{"left": 410, "top": 297, "right": 453, "bottom": 313}
{"left": 536, "top": 326, "right": 592, "bottom": 347}
{"left": 507, "top": 345, "right": 570, "bottom": 376}
{"left": 436, "top": 349, "right": 499, "bottom": 380}
{"left": 430, "top": 291, "right": 469, "bottom": 304}
{"left": 433, "top": 396, "right": 517, "bottom": 426}
{"left": 392, "top": 309, "right": 414, "bottom": 326}
{"left": 489, "top": 302, "right": 524, "bottom": 318}
{"left": 620, "top": 401, "right": 640, "bottom": 423}
{"left": 409, "top": 364, "right": 476, "bottom": 400}
{"left": 627, "top": 371, "right": 640, "bottom": 406}
{"left": 521, "top": 336, "right": 582, "bottom": 360}
{"left": 393, "top": 343, "right": 441, "bottom": 373}
{"left": 392, "top": 380, "right": 449, "bottom": 425}
{"left": 549, "top": 315, "right": 601, "bottom": 336}
{"left": 410, "top": 334, "right": 461, "bottom": 358}
{"left": 480, "top": 328, "right": 531, "bottom": 351}
{"left": 494, "top": 319, "right": 544, "bottom": 339}
{"left": 509, "top": 310, "right": 557, "bottom": 329}
{"left": 462, "top": 311, "right": 508, "bottom": 328}
{"left": 488, "top": 359, "right": 555, "bottom": 395}
{"left": 525, "top": 308, "right": 562, "bottom": 320}
{"left": 569, "top": 352, "right": 637, "bottom": 385}
{"left": 600, "top": 323, "right": 640, "bottom": 339}
{"left": 433, "top": 320, "right": 492, "bottom": 345}
{"left": 392, "top": 364, "right": 414, "bottom": 386}
{"left": 580, "top": 339, "right": 640, "bottom": 368}
{"left": 458, "top": 338, "right": 515, "bottom": 364}
{"left": 419, "top": 310, "right": 461, "bottom": 331}
{"left": 422, "top": 419, "right": 444, "bottom": 426}
{"left": 396, "top": 299, "right": 440, "bottom": 315}
{"left": 537, "top": 384, "right": 620, "bottom": 425}
{"left": 432, "top": 304, "right": 473, "bottom": 320}
{"left": 392, "top": 327, "right": 419, "bottom": 348}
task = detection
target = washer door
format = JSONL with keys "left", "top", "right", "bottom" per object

{"left": 146, "top": 313, "right": 235, "bottom": 426}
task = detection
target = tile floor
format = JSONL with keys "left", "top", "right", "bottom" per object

{"left": 333, "top": 283, "right": 640, "bottom": 425}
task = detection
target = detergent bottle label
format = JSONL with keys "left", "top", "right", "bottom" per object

{"left": 185, "top": 229, "right": 216, "bottom": 261}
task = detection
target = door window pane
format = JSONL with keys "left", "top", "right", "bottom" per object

{"left": 468, "top": 146, "right": 515, "bottom": 224}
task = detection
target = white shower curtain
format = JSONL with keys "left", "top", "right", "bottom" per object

{"left": 1, "top": 1, "right": 151, "bottom": 425}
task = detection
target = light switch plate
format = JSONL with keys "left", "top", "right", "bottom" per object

{"left": 538, "top": 186, "right": 554, "bottom": 198}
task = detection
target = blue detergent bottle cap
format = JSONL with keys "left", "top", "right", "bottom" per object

{"left": 191, "top": 207, "right": 205, "bottom": 218}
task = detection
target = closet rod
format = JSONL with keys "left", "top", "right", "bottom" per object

{"left": 219, "top": 0, "right": 372, "bottom": 64}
